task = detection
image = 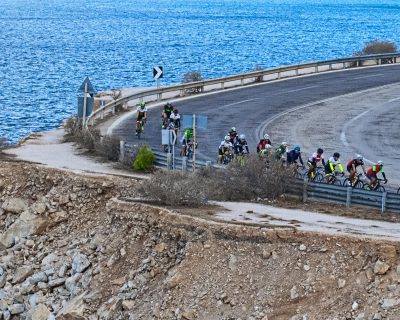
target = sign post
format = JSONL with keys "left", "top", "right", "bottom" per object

{"left": 192, "top": 114, "right": 196, "bottom": 171}
{"left": 82, "top": 82, "right": 88, "bottom": 126}
{"left": 153, "top": 66, "right": 163, "bottom": 88}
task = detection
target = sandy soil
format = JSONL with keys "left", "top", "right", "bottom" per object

{"left": 2, "top": 129, "right": 145, "bottom": 178}
{"left": 264, "top": 83, "right": 400, "bottom": 187}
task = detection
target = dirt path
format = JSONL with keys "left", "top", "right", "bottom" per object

{"left": 264, "top": 82, "right": 400, "bottom": 186}
{"left": 3, "top": 129, "right": 145, "bottom": 178}
{"left": 214, "top": 201, "right": 400, "bottom": 242}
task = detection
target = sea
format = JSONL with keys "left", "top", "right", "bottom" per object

{"left": 1, "top": 0, "right": 400, "bottom": 143}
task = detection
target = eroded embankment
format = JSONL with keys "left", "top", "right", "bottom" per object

{"left": 0, "top": 160, "right": 400, "bottom": 320}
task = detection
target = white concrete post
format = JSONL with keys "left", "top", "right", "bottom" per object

{"left": 119, "top": 141, "right": 125, "bottom": 162}
{"left": 346, "top": 186, "right": 352, "bottom": 208}
{"left": 381, "top": 191, "right": 387, "bottom": 214}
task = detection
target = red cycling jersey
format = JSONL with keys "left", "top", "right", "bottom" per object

{"left": 308, "top": 152, "right": 324, "bottom": 164}
{"left": 366, "top": 164, "right": 383, "bottom": 177}
{"left": 257, "top": 139, "right": 271, "bottom": 152}
{"left": 346, "top": 159, "right": 364, "bottom": 171}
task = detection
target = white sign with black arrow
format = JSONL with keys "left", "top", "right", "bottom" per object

{"left": 153, "top": 66, "right": 163, "bottom": 80}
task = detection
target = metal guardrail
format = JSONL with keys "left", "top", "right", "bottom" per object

{"left": 87, "top": 53, "right": 400, "bottom": 125}
{"left": 290, "top": 179, "right": 400, "bottom": 213}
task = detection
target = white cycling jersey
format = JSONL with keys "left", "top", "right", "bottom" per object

{"left": 219, "top": 141, "right": 233, "bottom": 150}
{"left": 170, "top": 113, "right": 180, "bottom": 120}
{"left": 137, "top": 106, "right": 148, "bottom": 113}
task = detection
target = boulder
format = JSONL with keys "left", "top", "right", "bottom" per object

{"left": 72, "top": 253, "right": 90, "bottom": 274}
{"left": 0, "top": 211, "right": 47, "bottom": 249}
{"left": 1, "top": 198, "right": 28, "bottom": 214}
{"left": 57, "top": 292, "right": 86, "bottom": 320}
{"left": 12, "top": 265, "right": 34, "bottom": 284}
{"left": 31, "top": 304, "right": 51, "bottom": 320}
{"left": 381, "top": 298, "right": 400, "bottom": 310}
{"left": 9, "top": 303, "right": 25, "bottom": 315}
{"left": 374, "top": 260, "right": 390, "bottom": 275}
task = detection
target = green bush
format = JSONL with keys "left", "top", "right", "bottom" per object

{"left": 133, "top": 146, "right": 155, "bottom": 171}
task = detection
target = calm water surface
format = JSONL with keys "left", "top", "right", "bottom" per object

{"left": 1, "top": 0, "right": 400, "bottom": 142}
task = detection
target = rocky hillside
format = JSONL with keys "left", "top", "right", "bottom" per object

{"left": 1, "top": 159, "right": 400, "bottom": 319}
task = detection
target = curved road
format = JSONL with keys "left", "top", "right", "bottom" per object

{"left": 112, "top": 65, "right": 400, "bottom": 181}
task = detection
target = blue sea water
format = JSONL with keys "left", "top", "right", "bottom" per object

{"left": 1, "top": 0, "right": 400, "bottom": 143}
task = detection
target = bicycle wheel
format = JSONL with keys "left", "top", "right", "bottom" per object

{"left": 376, "top": 185, "right": 386, "bottom": 192}
{"left": 315, "top": 172, "right": 324, "bottom": 183}
{"left": 333, "top": 178, "right": 342, "bottom": 186}
{"left": 354, "top": 180, "right": 364, "bottom": 189}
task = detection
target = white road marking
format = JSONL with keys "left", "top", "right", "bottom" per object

{"left": 352, "top": 73, "right": 385, "bottom": 80}
{"left": 221, "top": 98, "right": 259, "bottom": 108}
{"left": 339, "top": 96, "right": 400, "bottom": 165}
{"left": 282, "top": 85, "right": 320, "bottom": 93}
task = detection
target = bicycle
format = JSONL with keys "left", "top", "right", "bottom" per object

{"left": 222, "top": 150, "right": 234, "bottom": 165}
{"left": 364, "top": 178, "right": 387, "bottom": 192}
{"left": 293, "top": 164, "right": 306, "bottom": 180}
{"left": 325, "top": 172, "right": 343, "bottom": 186}
{"left": 343, "top": 173, "right": 364, "bottom": 189}
{"left": 307, "top": 166, "right": 324, "bottom": 183}
{"left": 135, "top": 119, "right": 145, "bottom": 139}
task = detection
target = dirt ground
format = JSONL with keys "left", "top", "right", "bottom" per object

{"left": 1, "top": 159, "right": 400, "bottom": 319}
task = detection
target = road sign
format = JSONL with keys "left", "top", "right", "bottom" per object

{"left": 153, "top": 66, "right": 163, "bottom": 80}
{"left": 182, "top": 115, "right": 208, "bottom": 129}
{"left": 78, "top": 77, "right": 95, "bottom": 94}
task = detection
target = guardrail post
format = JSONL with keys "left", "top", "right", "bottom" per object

{"left": 277, "top": 72, "right": 281, "bottom": 79}
{"left": 241, "top": 78, "right": 244, "bottom": 86}
{"left": 381, "top": 191, "right": 387, "bottom": 214}
{"left": 395, "top": 57, "right": 397, "bottom": 63}
{"left": 221, "top": 82, "right": 225, "bottom": 89}
{"left": 157, "top": 92, "right": 162, "bottom": 101}
{"left": 342, "top": 62, "right": 346, "bottom": 69}
{"left": 180, "top": 89, "right": 185, "bottom": 97}
{"left": 119, "top": 140, "right": 125, "bottom": 162}
{"left": 166, "top": 152, "right": 172, "bottom": 170}
{"left": 346, "top": 186, "right": 352, "bottom": 208}
{"left": 328, "top": 64, "right": 332, "bottom": 71}
{"left": 182, "top": 156, "right": 188, "bottom": 171}
{"left": 315, "top": 65, "right": 318, "bottom": 73}
{"left": 112, "top": 106, "right": 116, "bottom": 115}
{"left": 295, "top": 69, "right": 299, "bottom": 76}
{"left": 302, "top": 177, "right": 308, "bottom": 203}
{"left": 206, "top": 161, "right": 212, "bottom": 168}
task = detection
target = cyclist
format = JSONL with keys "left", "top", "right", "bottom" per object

{"left": 366, "top": 160, "right": 387, "bottom": 189}
{"left": 162, "top": 102, "right": 174, "bottom": 119}
{"left": 234, "top": 134, "right": 249, "bottom": 155}
{"left": 136, "top": 102, "right": 147, "bottom": 135}
{"left": 324, "top": 152, "right": 344, "bottom": 183}
{"left": 275, "top": 141, "right": 289, "bottom": 161}
{"left": 218, "top": 135, "right": 234, "bottom": 164}
{"left": 346, "top": 154, "right": 366, "bottom": 185}
{"left": 307, "top": 148, "right": 325, "bottom": 180}
{"left": 228, "top": 127, "right": 238, "bottom": 145}
{"left": 169, "top": 109, "right": 181, "bottom": 131}
{"left": 257, "top": 134, "right": 272, "bottom": 154}
{"left": 181, "top": 128, "right": 194, "bottom": 157}
{"left": 286, "top": 145, "right": 304, "bottom": 167}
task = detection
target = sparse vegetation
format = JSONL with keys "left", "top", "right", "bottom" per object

{"left": 63, "top": 116, "right": 120, "bottom": 161}
{"left": 139, "top": 155, "right": 293, "bottom": 206}
{"left": 182, "top": 71, "right": 204, "bottom": 94}
{"left": 356, "top": 39, "right": 397, "bottom": 56}
{"left": 0, "top": 137, "right": 10, "bottom": 150}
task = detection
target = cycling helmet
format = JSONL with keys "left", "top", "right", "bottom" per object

{"left": 224, "top": 135, "right": 230, "bottom": 142}
{"left": 263, "top": 134, "right": 270, "bottom": 140}
{"left": 377, "top": 160, "right": 383, "bottom": 165}
{"left": 173, "top": 109, "right": 178, "bottom": 114}
{"left": 139, "top": 101, "right": 146, "bottom": 108}
{"left": 356, "top": 154, "right": 363, "bottom": 161}
{"left": 239, "top": 134, "right": 246, "bottom": 140}
{"left": 317, "top": 148, "right": 324, "bottom": 154}
{"left": 265, "top": 144, "right": 272, "bottom": 149}
{"left": 282, "top": 141, "right": 288, "bottom": 146}
{"left": 333, "top": 152, "right": 340, "bottom": 158}
{"left": 294, "top": 145, "right": 301, "bottom": 152}
{"left": 229, "top": 127, "right": 236, "bottom": 133}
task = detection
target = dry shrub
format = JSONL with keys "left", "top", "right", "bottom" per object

{"left": 182, "top": 71, "right": 203, "bottom": 94}
{"left": 356, "top": 40, "right": 397, "bottom": 55}
{"left": 139, "top": 171, "right": 207, "bottom": 206}
{"left": 0, "top": 137, "right": 9, "bottom": 150}
{"left": 201, "top": 155, "right": 292, "bottom": 201}
{"left": 95, "top": 135, "right": 120, "bottom": 161}
{"left": 139, "top": 155, "right": 293, "bottom": 206}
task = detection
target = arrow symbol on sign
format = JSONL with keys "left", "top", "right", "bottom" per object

{"left": 153, "top": 66, "right": 163, "bottom": 80}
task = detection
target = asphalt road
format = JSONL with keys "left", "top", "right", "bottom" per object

{"left": 112, "top": 65, "right": 400, "bottom": 163}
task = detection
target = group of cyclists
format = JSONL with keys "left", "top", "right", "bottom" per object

{"left": 136, "top": 101, "right": 195, "bottom": 157}
{"left": 136, "top": 101, "right": 389, "bottom": 191}
{"left": 217, "top": 126, "right": 388, "bottom": 191}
